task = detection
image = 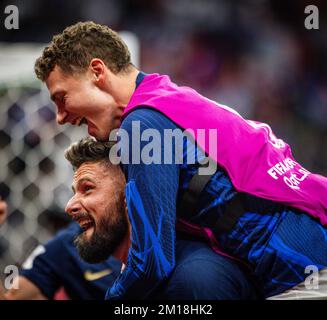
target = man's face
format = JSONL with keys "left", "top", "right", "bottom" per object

{"left": 46, "top": 65, "right": 120, "bottom": 141}
{"left": 65, "top": 161, "right": 128, "bottom": 263}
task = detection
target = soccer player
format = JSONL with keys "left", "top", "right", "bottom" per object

{"left": 63, "top": 137, "right": 258, "bottom": 300}
{"left": 0, "top": 195, "right": 120, "bottom": 300}
{"left": 3, "top": 206, "right": 256, "bottom": 300}
{"left": 4, "top": 222, "right": 122, "bottom": 300}
{"left": 35, "top": 21, "right": 327, "bottom": 300}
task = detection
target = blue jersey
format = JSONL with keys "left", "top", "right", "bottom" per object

{"left": 106, "top": 72, "right": 327, "bottom": 299}
{"left": 21, "top": 222, "right": 122, "bottom": 300}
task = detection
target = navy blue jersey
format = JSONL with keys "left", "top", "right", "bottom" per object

{"left": 21, "top": 222, "right": 122, "bottom": 300}
{"left": 21, "top": 222, "right": 257, "bottom": 300}
{"left": 106, "top": 72, "right": 327, "bottom": 299}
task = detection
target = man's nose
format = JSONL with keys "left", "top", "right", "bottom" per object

{"left": 56, "top": 110, "right": 68, "bottom": 125}
{"left": 65, "top": 196, "right": 81, "bottom": 217}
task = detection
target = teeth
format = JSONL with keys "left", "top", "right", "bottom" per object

{"left": 79, "top": 219, "right": 93, "bottom": 230}
{"left": 75, "top": 118, "right": 87, "bottom": 126}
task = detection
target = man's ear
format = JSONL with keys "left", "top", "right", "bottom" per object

{"left": 89, "top": 58, "right": 107, "bottom": 87}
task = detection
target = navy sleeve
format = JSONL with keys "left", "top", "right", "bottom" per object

{"left": 107, "top": 108, "right": 180, "bottom": 299}
{"left": 20, "top": 225, "right": 78, "bottom": 299}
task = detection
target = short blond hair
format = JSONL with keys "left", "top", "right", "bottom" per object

{"left": 35, "top": 21, "right": 132, "bottom": 81}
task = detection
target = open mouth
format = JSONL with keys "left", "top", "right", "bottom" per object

{"left": 74, "top": 118, "right": 88, "bottom": 126}
{"left": 87, "top": 122, "right": 97, "bottom": 136}
{"left": 79, "top": 118, "right": 88, "bottom": 126}
{"left": 80, "top": 219, "right": 94, "bottom": 231}
{"left": 73, "top": 215, "right": 95, "bottom": 233}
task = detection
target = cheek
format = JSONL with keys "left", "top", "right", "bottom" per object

{"left": 69, "top": 82, "right": 98, "bottom": 114}
{"left": 83, "top": 96, "right": 107, "bottom": 118}
{"left": 68, "top": 94, "right": 93, "bottom": 114}
{"left": 87, "top": 197, "right": 108, "bottom": 219}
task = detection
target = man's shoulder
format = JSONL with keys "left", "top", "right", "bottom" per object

{"left": 20, "top": 224, "right": 80, "bottom": 270}
{"left": 34, "top": 222, "right": 81, "bottom": 259}
{"left": 121, "top": 107, "right": 178, "bottom": 132}
{"left": 122, "top": 107, "right": 166, "bottom": 124}
{"left": 52, "top": 222, "right": 81, "bottom": 244}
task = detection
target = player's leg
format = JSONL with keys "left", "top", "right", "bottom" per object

{"left": 267, "top": 267, "right": 327, "bottom": 300}
{"left": 153, "top": 236, "right": 259, "bottom": 300}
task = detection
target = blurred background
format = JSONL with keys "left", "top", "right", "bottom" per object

{"left": 0, "top": 0, "right": 326, "bottom": 272}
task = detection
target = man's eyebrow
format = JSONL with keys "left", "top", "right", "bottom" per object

{"left": 71, "top": 177, "right": 95, "bottom": 194}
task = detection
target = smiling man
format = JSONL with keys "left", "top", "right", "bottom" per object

{"left": 38, "top": 24, "right": 137, "bottom": 142}
{"left": 64, "top": 137, "right": 258, "bottom": 300}
{"left": 35, "top": 21, "right": 327, "bottom": 300}
{"left": 65, "top": 138, "right": 130, "bottom": 265}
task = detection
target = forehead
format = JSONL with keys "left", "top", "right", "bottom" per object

{"left": 73, "top": 162, "right": 108, "bottom": 184}
{"left": 46, "top": 65, "right": 85, "bottom": 98}
{"left": 46, "top": 65, "right": 69, "bottom": 90}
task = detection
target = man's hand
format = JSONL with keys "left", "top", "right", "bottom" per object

{"left": 0, "top": 280, "right": 6, "bottom": 300}
{"left": 4, "top": 276, "right": 47, "bottom": 300}
{"left": 0, "top": 200, "right": 8, "bottom": 226}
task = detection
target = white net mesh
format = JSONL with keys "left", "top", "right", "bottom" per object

{"left": 0, "top": 83, "right": 86, "bottom": 268}
{"left": 0, "top": 33, "right": 140, "bottom": 270}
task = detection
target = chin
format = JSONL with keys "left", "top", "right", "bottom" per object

{"left": 95, "top": 136, "right": 108, "bottom": 142}
{"left": 89, "top": 130, "right": 108, "bottom": 142}
{"left": 84, "top": 225, "right": 95, "bottom": 239}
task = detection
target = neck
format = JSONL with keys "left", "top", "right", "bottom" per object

{"left": 113, "top": 230, "right": 131, "bottom": 264}
{"left": 109, "top": 67, "right": 140, "bottom": 109}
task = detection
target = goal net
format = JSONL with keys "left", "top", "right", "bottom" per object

{"left": 0, "top": 32, "right": 140, "bottom": 271}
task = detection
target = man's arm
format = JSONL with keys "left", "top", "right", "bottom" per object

{"left": 0, "top": 212, "right": 62, "bottom": 300}
{"left": 107, "top": 108, "right": 180, "bottom": 299}
{"left": 4, "top": 276, "right": 47, "bottom": 300}
{"left": 0, "top": 279, "right": 5, "bottom": 300}
{"left": 12, "top": 225, "right": 80, "bottom": 300}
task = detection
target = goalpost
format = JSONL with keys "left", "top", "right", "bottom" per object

{"left": 0, "top": 32, "right": 140, "bottom": 271}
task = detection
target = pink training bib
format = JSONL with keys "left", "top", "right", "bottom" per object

{"left": 123, "top": 73, "right": 327, "bottom": 226}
